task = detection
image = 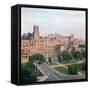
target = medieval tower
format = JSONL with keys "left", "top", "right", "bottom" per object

{"left": 33, "top": 24, "right": 40, "bottom": 40}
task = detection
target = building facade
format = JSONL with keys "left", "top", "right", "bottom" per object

{"left": 21, "top": 25, "right": 85, "bottom": 63}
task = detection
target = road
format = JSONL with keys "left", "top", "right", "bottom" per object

{"left": 36, "top": 63, "right": 85, "bottom": 81}
{"left": 37, "top": 63, "right": 64, "bottom": 81}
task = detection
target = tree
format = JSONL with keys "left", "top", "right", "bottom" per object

{"left": 81, "top": 49, "right": 85, "bottom": 58}
{"left": 73, "top": 51, "right": 83, "bottom": 61}
{"left": 21, "top": 64, "right": 37, "bottom": 84}
{"left": 67, "top": 65, "right": 78, "bottom": 74}
{"left": 58, "top": 54, "right": 63, "bottom": 63}
{"left": 21, "top": 54, "right": 45, "bottom": 84}
{"left": 48, "top": 57, "right": 52, "bottom": 64}
{"left": 21, "top": 32, "right": 33, "bottom": 40}
{"left": 78, "top": 63, "right": 86, "bottom": 71}
{"left": 29, "top": 54, "right": 45, "bottom": 64}
{"left": 27, "top": 32, "right": 33, "bottom": 39}
{"left": 58, "top": 51, "right": 72, "bottom": 63}
{"left": 21, "top": 33, "right": 27, "bottom": 39}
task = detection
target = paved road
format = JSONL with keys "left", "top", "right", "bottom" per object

{"left": 36, "top": 63, "right": 85, "bottom": 81}
{"left": 37, "top": 63, "right": 64, "bottom": 81}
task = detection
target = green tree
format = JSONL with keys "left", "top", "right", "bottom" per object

{"left": 21, "top": 64, "right": 37, "bottom": 84}
{"left": 21, "top": 54, "right": 45, "bottom": 84}
{"left": 27, "top": 32, "right": 33, "bottom": 39}
{"left": 58, "top": 51, "right": 72, "bottom": 64}
{"left": 48, "top": 57, "right": 52, "bottom": 64}
{"left": 73, "top": 51, "right": 83, "bottom": 61}
{"left": 29, "top": 54, "right": 45, "bottom": 64}
{"left": 78, "top": 63, "right": 86, "bottom": 71}
{"left": 67, "top": 65, "right": 78, "bottom": 74}
{"left": 81, "top": 49, "right": 85, "bottom": 59}
{"left": 58, "top": 54, "right": 63, "bottom": 63}
{"left": 71, "top": 49, "right": 80, "bottom": 61}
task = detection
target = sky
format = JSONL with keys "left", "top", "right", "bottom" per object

{"left": 21, "top": 7, "right": 86, "bottom": 40}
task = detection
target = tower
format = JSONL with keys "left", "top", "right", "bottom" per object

{"left": 33, "top": 24, "right": 40, "bottom": 40}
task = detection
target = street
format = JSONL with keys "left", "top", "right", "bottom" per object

{"left": 36, "top": 63, "right": 85, "bottom": 81}
{"left": 37, "top": 63, "right": 65, "bottom": 81}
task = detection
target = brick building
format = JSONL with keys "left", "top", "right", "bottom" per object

{"left": 21, "top": 25, "right": 85, "bottom": 63}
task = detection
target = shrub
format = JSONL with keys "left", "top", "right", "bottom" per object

{"left": 67, "top": 65, "right": 78, "bottom": 74}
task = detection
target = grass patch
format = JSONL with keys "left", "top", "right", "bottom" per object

{"left": 54, "top": 63, "right": 86, "bottom": 75}
{"left": 54, "top": 66, "right": 68, "bottom": 74}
